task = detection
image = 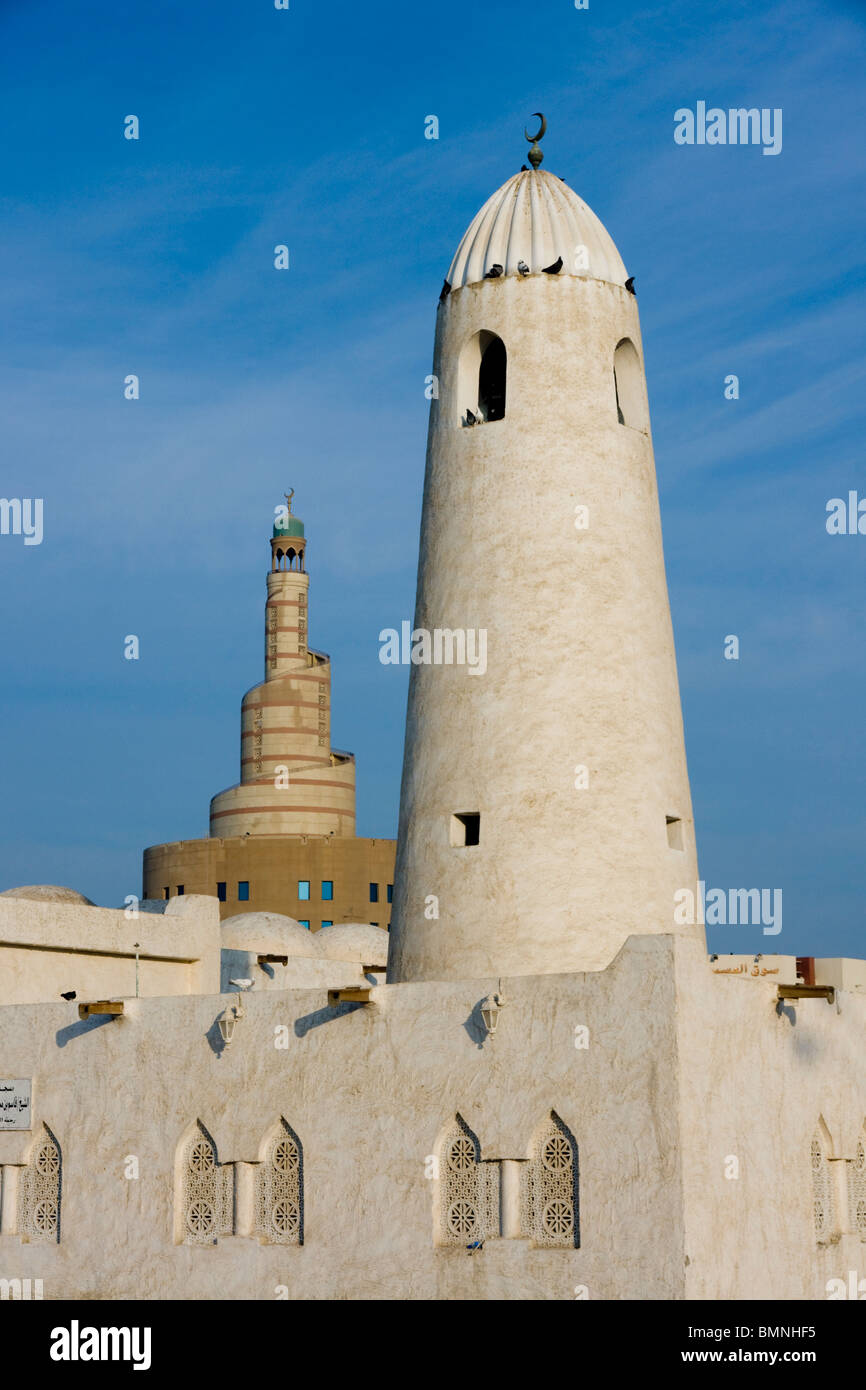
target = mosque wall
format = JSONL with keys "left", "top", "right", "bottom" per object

{"left": 672, "top": 936, "right": 866, "bottom": 1300}
{"left": 0, "top": 935, "right": 686, "bottom": 1300}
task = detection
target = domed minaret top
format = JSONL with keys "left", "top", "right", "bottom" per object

{"left": 273, "top": 488, "right": 304, "bottom": 540}
{"left": 271, "top": 489, "right": 306, "bottom": 572}
{"left": 445, "top": 116, "right": 628, "bottom": 291}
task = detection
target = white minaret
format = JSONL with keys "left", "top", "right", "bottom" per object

{"left": 388, "top": 119, "right": 704, "bottom": 983}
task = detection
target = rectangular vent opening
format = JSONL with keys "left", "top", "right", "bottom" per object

{"left": 450, "top": 812, "right": 480, "bottom": 847}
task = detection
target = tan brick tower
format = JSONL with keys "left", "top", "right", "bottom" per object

{"left": 208, "top": 492, "right": 356, "bottom": 838}
{"left": 143, "top": 495, "right": 395, "bottom": 925}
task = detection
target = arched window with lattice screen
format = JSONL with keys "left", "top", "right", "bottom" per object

{"left": 811, "top": 1120, "right": 838, "bottom": 1244}
{"left": 256, "top": 1119, "right": 303, "bottom": 1246}
{"left": 848, "top": 1127, "right": 866, "bottom": 1240}
{"left": 435, "top": 1115, "right": 498, "bottom": 1247}
{"left": 18, "top": 1125, "right": 61, "bottom": 1244}
{"left": 520, "top": 1112, "right": 579, "bottom": 1248}
{"left": 177, "top": 1121, "right": 233, "bottom": 1246}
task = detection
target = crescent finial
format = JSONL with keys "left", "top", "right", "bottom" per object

{"left": 525, "top": 112, "right": 547, "bottom": 143}
{"left": 524, "top": 112, "right": 547, "bottom": 168}
{"left": 284, "top": 488, "right": 294, "bottom": 515}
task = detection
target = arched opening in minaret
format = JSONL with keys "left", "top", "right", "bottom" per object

{"left": 457, "top": 330, "right": 507, "bottom": 426}
{"left": 613, "top": 339, "right": 648, "bottom": 432}
{"left": 478, "top": 335, "right": 506, "bottom": 421}
{"left": 287, "top": 547, "right": 296, "bottom": 569}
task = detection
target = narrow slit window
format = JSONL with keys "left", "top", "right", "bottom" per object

{"left": 666, "top": 816, "right": 684, "bottom": 851}
{"left": 217, "top": 881, "right": 227, "bottom": 903}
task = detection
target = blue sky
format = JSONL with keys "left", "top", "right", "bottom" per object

{"left": 0, "top": 0, "right": 864, "bottom": 958}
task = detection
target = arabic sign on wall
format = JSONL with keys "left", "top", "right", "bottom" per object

{"left": 0, "top": 1080, "right": 32, "bottom": 1130}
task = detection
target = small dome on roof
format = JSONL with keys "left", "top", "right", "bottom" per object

{"left": 221, "top": 912, "right": 317, "bottom": 958}
{"left": 0, "top": 884, "right": 94, "bottom": 905}
{"left": 316, "top": 923, "right": 390, "bottom": 966}
{"left": 447, "top": 169, "right": 627, "bottom": 290}
{"left": 273, "top": 516, "right": 304, "bottom": 539}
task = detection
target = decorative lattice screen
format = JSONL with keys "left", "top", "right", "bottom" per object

{"left": 256, "top": 1121, "right": 303, "bottom": 1245}
{"left": 18, "top": 1127, "right": 61, "bottom": 1244}
{"left": 520, "top": 1114, "right": 579, "bottom": 1249}
{"left": 181, "top": 1124, "right": 233, "bottom": 1245}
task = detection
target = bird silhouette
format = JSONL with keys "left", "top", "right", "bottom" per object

{"left": 542, "top": 256, "right": 563, "bottom": 275}
{"left": 625, "top": 276, "right": 636, "bottom": 295}
{"left": 60, "top": 990, "right": 76, "bottom": 1001}
{"left": 517, "top": 260, "right": 530, "bottom": 277}
{"left": 484, "top": 264, "right": 503, "bottom": 279}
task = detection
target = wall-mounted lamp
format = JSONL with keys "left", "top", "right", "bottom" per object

{"left": 481, "top": 981, "right": 507, "bottom": 1038}
{"left": 218, "top": 999, "right": 245, "bottom": 1045}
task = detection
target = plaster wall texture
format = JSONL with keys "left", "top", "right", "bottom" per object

{"left": 390, "top": 266, "right": 700, "bottom": 982}
{"left": 673, "top": 936, "right": 866, "bottom": 1300}
{"left": 219, "top": 951, "right": 370, "bottom": 992}
{"left": 0, "top": 935, "right": 685, "bottom": 1300}
{"left": 219, "top": 917, "right": 389, "bottom": 991}
{"left": 0, "top": 894, "right": 220, "bottom": 1004}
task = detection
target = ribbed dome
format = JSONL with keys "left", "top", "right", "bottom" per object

{"left": 446, "top": 169, "right": 627, "bottom": 290}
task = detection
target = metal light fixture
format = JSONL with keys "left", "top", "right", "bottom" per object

{"left": 217, "top": 999, "right": 245, "bottom": 1046}
{"left": 480, "top": 981, "right": 507, "bottom": 1038}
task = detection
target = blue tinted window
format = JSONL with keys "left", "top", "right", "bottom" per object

{"left": 298, "top": 880, "right": 310, "bottom": 901}
{"left": 321, "top": 880, "right": 333, "bottom": 901}
{"left": 238, "top": 881, "right": 250, "bottom": 902}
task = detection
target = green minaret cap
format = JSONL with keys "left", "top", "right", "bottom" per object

{"left": 273, "top": 489, "right": 304, "bottom": 538}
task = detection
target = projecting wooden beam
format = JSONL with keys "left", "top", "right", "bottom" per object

{"left": 328, "top": 987, "right": 372, "bottom": 1007}
{"left": 78, "top": 1000, "right": 124, "bottom": 1020}
{"left": 777, "top": 985, "right": 835, "bottom": 1003}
